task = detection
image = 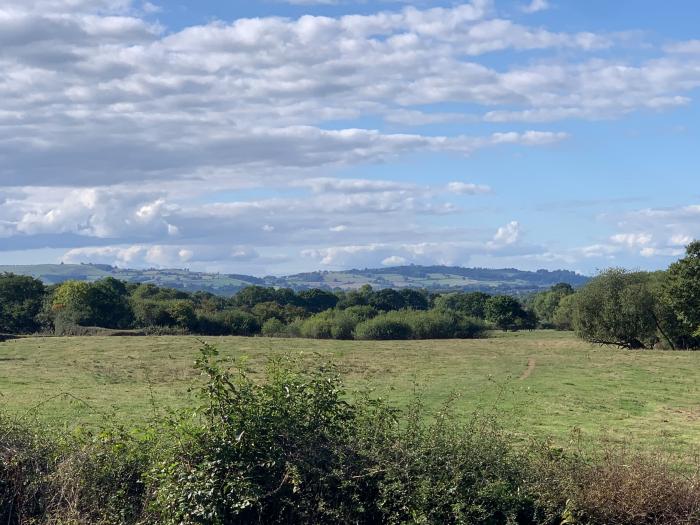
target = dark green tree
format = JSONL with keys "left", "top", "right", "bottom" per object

{"left": 572, "top": 269, "right": 660, "bottom": 349}
{"left": 399, "top": 288, "right": 429, "bottom": 310}
{"left": 664, "top": 240, "right": 700, "bottom": 346}
{"left": 86, "top": 278, "right": 134, "bottom": 329}
{"left": 0, "top": 273, "right": 45, "bottom": 334}
{"left": 485, "top": 295, "right": 527, "bottom": 331}
{"left": 298, "top": 289, "right": 339, "bottom": 313}
{"left": 531, "top": 283, "right": 574, "bottom": 328}
{"left": 434, "top": 292, "right": 491, "bottom": 319}
{"left": 233, "top": 286, "right": 278, "bottom": 308}
{"left": 368, "top": 288, "right": 405, "bottom": 311}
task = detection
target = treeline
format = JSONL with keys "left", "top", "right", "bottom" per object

{"left": 536, "top": 241, "right": 700, "bottom": 350}
{"left": 8, "top": 240, "right": 698, "bottom": 346}
{"left": 3, "top": 347, "right": 700, "bottom": 524}
{"left": 0, "top": 273, "right": 553, "bottom": 340}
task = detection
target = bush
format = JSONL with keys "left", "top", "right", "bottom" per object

{"left": 571, "top": 451, "right": 700, "bottom": 524}
{"left": 452, "top": 314, "right": 488, "bottom": 339}
{"left": 222, "top": 310, "right": 260, "bottom": 336}
{"left": 330, "top": 310, "right": 361, "bottom": 340}
{"left": 354, "top": 315, "right": 412, "bottom": 340}
{"left": 261, "top": 318, "right": 287, "bottom": 337}
{"left": 401, "top": 310, "right": 454, "bottom": 339}
{"left": 148, "top": 346, "right": 547, "bottom": 524}
{"left": 342, "top": 304, "right": 378, "bottom": 321}
{"left": 0, "top": 413, "right": 152, "bottom": 525}
{"left": 299, "top": 312, "right": 335, "bottom": 339}
{"left": 354, "top": 310, "right": 486, "bottom": 340}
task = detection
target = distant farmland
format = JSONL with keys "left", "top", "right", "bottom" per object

{"left": 0, "top": 263, "right": 589, "bottom": 296}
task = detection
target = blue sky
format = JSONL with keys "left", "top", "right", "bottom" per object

{"left": 1, "top": 0, "right": 699, "bottom": 275}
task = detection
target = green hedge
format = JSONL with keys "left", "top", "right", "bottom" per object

{"left": 355, "top": 310, "right": 486, "bottom": 340}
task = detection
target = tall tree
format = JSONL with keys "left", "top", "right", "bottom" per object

{"left": 664, "top": 240, "right": 700, "bottom": 347}
{"left": 485, "top": 295, "right": 527, "bottom": 331}
{"left": 572, "top": 269, "right": 660, "bottom": 349}
{"left": 0, "top": 273, "right": 45, "bottom": 334}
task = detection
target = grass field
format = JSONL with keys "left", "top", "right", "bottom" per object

{"left": 2, "top": 330, "right": 700, "bottom": 456}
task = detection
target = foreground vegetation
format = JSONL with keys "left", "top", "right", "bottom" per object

{"left": 3, "top": 344, "right": 699, "bottom": 525}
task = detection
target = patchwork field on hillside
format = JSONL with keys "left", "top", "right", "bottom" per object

{"left": 2, "top": 331, "right": 699, "bottom": 455}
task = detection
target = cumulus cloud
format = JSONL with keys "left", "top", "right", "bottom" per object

{"left": 491, "top": 221, "right": 522, "bottom": 246}
{"left": 2, "top": 0, "right": 700, "bottom": 273}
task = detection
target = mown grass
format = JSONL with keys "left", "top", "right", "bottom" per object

{"left": 2, "top": 330, "right": 700, "bottom": 456}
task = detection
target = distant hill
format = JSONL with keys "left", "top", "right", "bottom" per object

{"left": 0, "top": 263, "right": 589, "bottom": 296}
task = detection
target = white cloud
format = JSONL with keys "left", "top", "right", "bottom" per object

{"left": 670, "top": 234, "right": 693, "bottom": 247}
{"left": 491, "top": 221, "right": 522, "bottom": 246}
{"left": 62, "top": 244, "right": 259, "bottom": 268}
{"left": 446, "top": 182, "right": 492, "bottom": 195}
{"left": 522, "top": 0, "right": 550, "bottom": 14}
{"left": 610, "top": 232, "right": 653, "bottom": 248}
{"left": 382, "top": 255, "right": 408, "bottom": 266}
{"left": 665, "top": 40, "right": 700, "bottom": 54}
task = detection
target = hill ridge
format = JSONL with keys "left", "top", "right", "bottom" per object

{"left": 0, "top": 263, "right": 589, "bottom": 296}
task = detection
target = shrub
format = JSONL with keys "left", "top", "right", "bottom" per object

{"left": 342, "top": 304, "right": 378, "bottom": 321}
{"left": 299, "top": 312, "right": 335, "bottom": 339}
{"left": 196, "top": 311, "right": 230, "bottom": 335}
{"left": 261, "top": 318, "right": 287, "bottom": 337}
{"left": 148, "top": 346, "right": 547, "bottom": 524}
{"left": 328, "top": 310, "right": 357, "bottom": 340}
{"left": 131, "top": 299, "right": 175, "bottom": 328}
{"left": 222, "top": 309, "right": 260, "bottom": 336}
{"left": 451, "top": 314, "right": 488, "bottom": 339}
{"left": 401, "top": 310, "right": 454, "bottom": 339}
{"left": 0, "top": 414, "right": 152, "bottom": 525}
{"left": 354, "top": 315, "right": 412, "bottom": 340}
{"left": 354, "top": 310, "right": 486, "bottom": 340}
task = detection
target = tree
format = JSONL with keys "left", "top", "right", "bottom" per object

{"left": 86, "top": 278, "right": 134, "bottom": 329}
{"left": 166, "top": 300, "right": 197, "bottom": 330}
{"left": 234, "top": 286, "right": 278, "bottom": 308}
{"left": 531, "top": 283, "right": 574, "bottom": 328}
{"left": 132, "top": 300, "right": 174, "bottom": 328}
{"left": 399, "top": 289, "right": 429, "bottom": 310}
{"left": 434, "top": 292, "right": 490, "bottom": 319}
{"left": 0, "top": 273, "right": 45, "bottom": 334}
{"left": 51, "top": 280, "right": 93, "bottom": 332}
{"left": 572, "top": 269, "right": 661, "bottom": 349}
{"left": 485, "top": 295, "right": 527, "bottom": 331}
{"left": 368, "top": 289, "right": 405, "bottom": 312}
{"left": 664, "top": 241, "right": 700, "bottom": 346}
{"left": 551, "top": 293, "right": 577, "bottom": 330}
{"left": 299, "top": 289, "right": 339, "bottom": 313}
{"left": 251, "top": 302, "right": 307, "bottom": 323}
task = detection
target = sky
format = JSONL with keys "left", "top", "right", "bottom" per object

{"left": 1, "top": 0, "right": 700, "bottom": 276}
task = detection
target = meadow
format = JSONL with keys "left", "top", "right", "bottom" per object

{"left": 2, "top": 330, "right": 700, "bottom": 456}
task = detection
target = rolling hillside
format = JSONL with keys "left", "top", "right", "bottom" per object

{"left": 0, "top": 263, "right": 589, "bottom": 296}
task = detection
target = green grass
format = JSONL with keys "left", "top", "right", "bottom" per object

{"left": 2, "top": 331, "right": 700, "bottom": 455}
